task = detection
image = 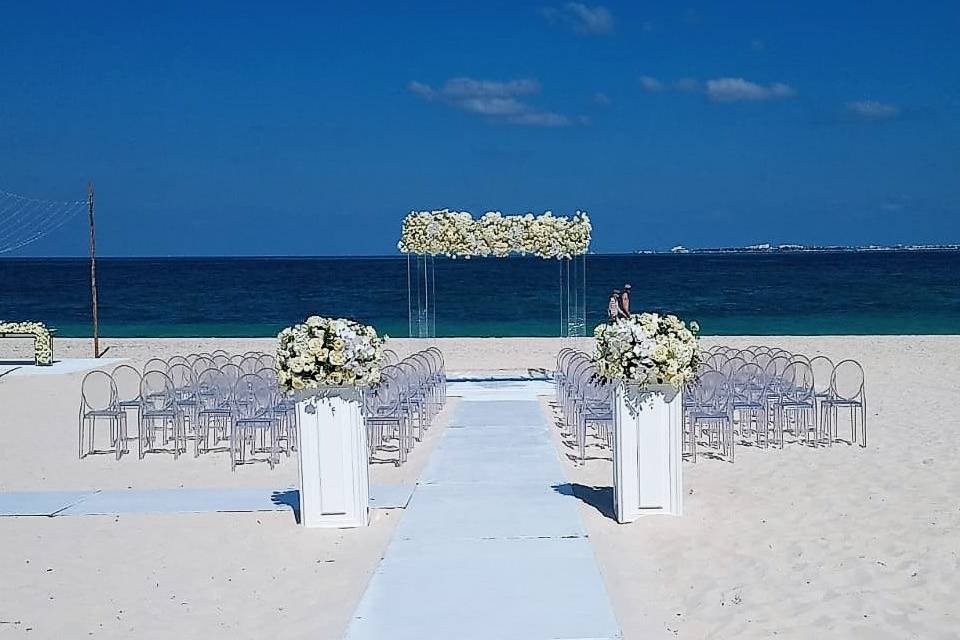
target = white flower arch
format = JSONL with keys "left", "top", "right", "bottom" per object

{"left": 398, "top": 209, "right": 591, "bottom": 259}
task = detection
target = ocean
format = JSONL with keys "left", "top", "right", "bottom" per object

{"left": 2, "top": 252, "right": 959, "bottom": 337}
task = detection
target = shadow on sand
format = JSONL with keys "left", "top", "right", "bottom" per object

{"left": 271, "top": 489, "right": 301, "bottom": 524}
{"left": 552, "top": 483, "right": 616, "bottom": 521}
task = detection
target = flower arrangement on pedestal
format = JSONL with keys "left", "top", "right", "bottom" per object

{"left": 0, "top": 321, "right": 53, "bottom": 365}
{"left": 593, "top": 313, "right": 701, "bottom": 388}
{"left": 276, "top": 316, "right": 385, "bottom": 393}
{"left": 398, "top": 209, "right": 591, "bottom": 259}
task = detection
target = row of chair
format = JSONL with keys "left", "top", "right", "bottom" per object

{"left": 78, "top": 348, "right": 447, "bottom": 470}
{"left": 552, "top": 344, "right": 868, "bottom": 465}
{"left": 364, "top": 348, "right": 446, "bottom": 465}
{"left": 687, "top": 346, "right": 867, "bottom": 461}
{"left": 554, "top": 348, "right": 614, "bottom": 464}
{"left": 78, "top": 351, "right": 293, "bottom": 469}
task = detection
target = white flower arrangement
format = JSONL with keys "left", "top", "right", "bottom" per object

{"left": 0, "top": 321, "right": 53, "bottom": 366}
{"left": 276, "top": 316, "right": 386, "bottom": 393}
{"left": 398, "top": 209, "right": 591, "bottom": 259}
{"left": 593, "top": 313, "right": 701, "bottom": 389}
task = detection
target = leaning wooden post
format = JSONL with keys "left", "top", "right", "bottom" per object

{"left": 87, "top": 181, "right": 100, "bottom": 358}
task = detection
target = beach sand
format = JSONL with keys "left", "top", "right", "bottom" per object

{"left": 1, "top": 336, "right": 958, "bottom": 638}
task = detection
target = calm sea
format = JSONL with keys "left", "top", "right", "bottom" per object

{"left": 1, "top": 252, "right": 959, "bottom": 337}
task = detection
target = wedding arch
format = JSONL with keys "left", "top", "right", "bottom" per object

{"left": 398, "top": 209, "right": 590, "bottom": 337}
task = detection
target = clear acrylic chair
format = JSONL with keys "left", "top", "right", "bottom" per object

{"left": 810, "top": 356, "right": 834, "bottom": 433}
{"left": 687, "top": 370, "right": 734, "bottom": 461}
{"left": 731, "top": 362, "right": 771, "bottom": 446}
{"left": 776, "top": 361, "right": 817, "bottom": 447}
{"left": 195, "top": 368, "right": 233, "bottom": 456}
{"left": 364, "top": 374, "right": 407, "bottom": 465}
{"left": 78, "top": 370, "right": 127, "bottom": 460}
{"left": 112, "top": 364, "right": 142, "bottom": 441}
{"left": 139, "top": 371, "right": 184, "bottom": 459}
{"left": 576, "top": 371, "right": 614, "bottom": 464}
{"left": 820, "top": 359, "right": 867, "bottom": 446}
{"left": 168, "top": 363, "right": 201, "bottom": 438}
{"left": 230, "top": 374, "right": 280, "bottom": 470}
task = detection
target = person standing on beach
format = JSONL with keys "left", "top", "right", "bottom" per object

{"left": 619, "top": 284, "right": 632, "bottom": 317}
{"left": 608, "top": 290, "right": 622, "bottom": 322}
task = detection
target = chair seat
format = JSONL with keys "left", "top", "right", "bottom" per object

{"left": 690, "top": 410, "right": 728, "bottom": 420}
{"left": 779, "top": 400, "right": 815, "bottom": 408}
{"left": 84, "top": 408, "right": 123, "bottom": 418}
{"left": 142, "top": 409, "right": 178, "bottom": 418}
{"left": 821, "top": 398, "right": 862, "bottom": 407}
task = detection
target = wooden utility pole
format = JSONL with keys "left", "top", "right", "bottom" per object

{"left": 87, "top": 181, "right": 100, "bottom": 358}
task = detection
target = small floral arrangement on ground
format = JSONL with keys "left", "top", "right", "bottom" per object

{"left": 276, "top": 316, "right": 385, "bottom": 393}
{"left": 398, "top": 209, "right": 591, "bottom": 259}
{"left": 593, "top": 313, "right": 701, "bottom": 388}
{"left": 0, "top": 321, "right": 53, "bottom": 365}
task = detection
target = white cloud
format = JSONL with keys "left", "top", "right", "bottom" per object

{"left": 674, "top": 77, "right": 700, "bottom": 92}
{"left": 705, "top": 78, "right": 796, "bottom": 102}
{"left": 847, "top": 100, "right": 899, "bottom": 120}
{"left": 592, "top": 92, "right": 611, "bottom": 105}
{"left": 507, "top": 112, "right": 572, "bottom": 127}
{"left": 408, "top": 77, "right": 576, "bottom": 127}
{"left": 407, "top": 81, "right": 435, "bottom": 100}
{"left": 441, "top": 77, "right": 540, "bottom": 99}
{"left": 541, "top": 3, "right": 614, "bottom": 35}
{"left": 639, "top": 76, "right": 664, "bottom": 92}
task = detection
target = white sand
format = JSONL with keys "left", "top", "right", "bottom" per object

{"left": 1, "top": 336, "right": 958, "bottom": 638}
{"left": 548, "top": 336, "right": 960, "bottom": 639}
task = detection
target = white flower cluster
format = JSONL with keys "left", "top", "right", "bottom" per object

{"left": 593, "top": 313, "right": 702, "bottom": 389}
{"left": 276, "top": 316, "right": 385, "bottom": 393}
{"left": 0, "top": 321, "right": 53, "bottom": 365}
{"left": 398, "top": 209, "right": 591, "bottom": 259}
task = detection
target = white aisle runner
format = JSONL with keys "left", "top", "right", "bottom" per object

{"left": 344, "top": 383, "right": 621, "bottom": 640}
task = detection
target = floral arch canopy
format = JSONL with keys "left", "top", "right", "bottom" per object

{"left": 398, "top": 209, "right": 591, "bottom": 259}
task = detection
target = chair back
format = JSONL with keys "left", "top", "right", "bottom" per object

{"left": 220, "top": 363, "right": 242, "bottom": 387}
{"left": 192, "top": 357, "right": 215, "bottom": 377}
{"left": 168, "top": 363, "right": 196, "bottom": 392}
{"left": 692, "top": 370, "right": 729, "bottom": 412}
{"left": 82, "top": 371, "right": 117, "bottom": 411}
{"left": 143, "top": 358, "right": 168, "bottom": 374}
{"left": 258, "top": 353, "right": 276, "bottom": 371}
{"left": 233, "top": 373, "right": 272, "bottom": 418}
{"left": 111, "top": 364, "right": 142, "bottom": 404}
{"left": 831, "top": 359, "right": 865, "bottom": 401}
{"left": 782, "top": 361, "right": 815, "bottom": 401}
{"left": 239, "top": 356, "right": 261, "bottom": 375}
{"left": 197, "top": 368, "right": 228, "bottom": 410}
{"left": 809, "top": 356, "right": 834, "bottom": 394}
{"left": 141, "top": 371, "right": 176, "bottom": 411}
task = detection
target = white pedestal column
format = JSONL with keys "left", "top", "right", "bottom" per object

{"left": 295, "top": 387, "right": 370, "bottom": 528}
{"left": 612, "top": 383, "right": 683, "bottom": 523}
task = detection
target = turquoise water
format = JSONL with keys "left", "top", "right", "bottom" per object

{"left": 1, "top": 252, "right": 959, "bottom": 336}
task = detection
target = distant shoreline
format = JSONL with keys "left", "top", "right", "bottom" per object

{"left": 2, "top": 246, "right": 960, "bottom": 260}
{"left": 651, "top": 244, "right": 960, "bottom": 255}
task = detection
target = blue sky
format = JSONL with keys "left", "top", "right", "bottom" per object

{"left": 1, "top": 1, "right": 958, "bottom": 256}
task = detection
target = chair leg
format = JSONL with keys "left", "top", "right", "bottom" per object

{"left": 860, "top": 401, "right": 867, "bottom": 447}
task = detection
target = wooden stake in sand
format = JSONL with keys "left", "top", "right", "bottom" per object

{"left": 87, "top": 181, "right": 101, "bottom": 358}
